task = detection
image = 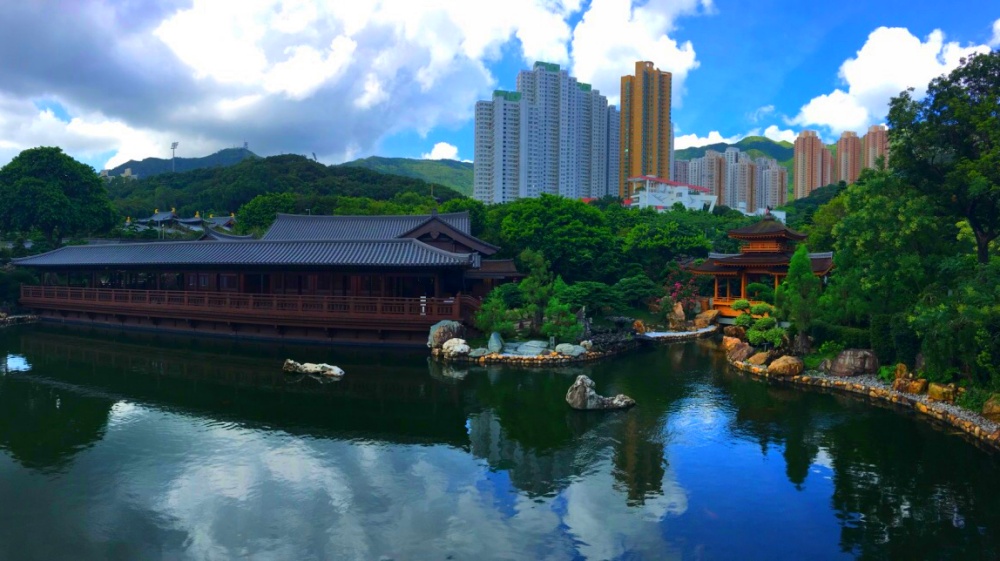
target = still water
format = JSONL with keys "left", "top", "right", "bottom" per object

{"left": 0, "top": 326, "right": 997, "bottom": 560}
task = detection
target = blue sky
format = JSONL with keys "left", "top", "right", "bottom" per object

{"left": 0, "top": 1, "right": 996, "bottom": 170}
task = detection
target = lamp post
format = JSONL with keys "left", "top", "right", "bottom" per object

{"left": 170, "top": 142, "right": 179, "bottom": 173}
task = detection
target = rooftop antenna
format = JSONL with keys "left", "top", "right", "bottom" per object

{"left": 170, "top": 142, "right": 179, "bottom": 172}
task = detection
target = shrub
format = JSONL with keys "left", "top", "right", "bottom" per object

{"left": 956, "top": 387, "right": 992, "bottom": 412}
{"left": 612, "top": 274, "right": 661, "bottom": 309}
{"left": 557, "top": 281, "right": 618, "bottom": 316}
{"left": 877, "top": 365, "right": 895, "bottom": 383}
{"left": 491, "top": 282, "right": 523, "bottom": 309}
{"left": 810, "top": 321, "right": 869, "bottom": 349}
{"left": 870, "top": 314, "right": 895, "bottom": 364}
{"left": 731, "top": 299, "right": 751, "bottom": 312}
{"left": 753, "top": 316, "right": 777, "bottom": 331}
{"left": 734, "top": 313, "right": 754, "bottom": 328}
{"left": 745, "top": 282, "right": 774, "bottom": 303}
{"left": 748, "top": 326, "right": 785, "bottom": 347}
{"left": 541, "top": 298, "right": 583, "bottom": 343}
{"left": 474, "top": 293, "right": 516, "bottom": 338}
{"left": 750, "top": 303, "right": 775, "bottom": 316}
{"left": 890, "top": 314, "right": 920, "bottom": 367}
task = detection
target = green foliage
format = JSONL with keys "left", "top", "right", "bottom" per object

{"left": 540, "top": 298, "right": 583, "bottom": 343}
{"left": 869, "top": 314, "right": 895, "bottom": 364}
{"left": 474, "top": 293, "right": 516, "bottom": 338}
{"left": 674, "top": 136, "right": 793, "bottom": 164}
{"left": 753, "top": 316, "right": 777, "bottom": 331}
{"left": 235, "top": 193, "right": 296, "bottom": 235}
{"left": 748, "top": 326, "right": 785, "bottom": 348}
{"left": 438, "top": 198, "right": 487, "bottom": 236}
{"left": 517, "top": 249, "right": 554, "bottom": 333}
{"left": 734, "top": 313, "right": 754, "bottom": 328}
{"left": 890, "top": 314, "right": 920, "bottom": 368}
{"left": 341, "top": 156, "right": 472, "bottom": 196}
{"left": 744, "top": 282, "right": 774, "bottom": 304}
{"left": 106, "top": 147, "right": 256, "bottom": 179}
{"left": 750, "top": 303, "right": 775, "bottom": 316}
{"left": 805, "top": 193, "right": 847, "bottom": 251}
{"left": 555, "top": 281, "right": 618, "bottom": 316}
{"left": 956, "top": 387, "right": 992, "bottom": 413}
{"left": 731, "top": 299, "right": 751, "bottom": 312}
{"left": 810, "top": 321, "right": 869, "bottom": 349}
{"left": 780, "top": 183, "right": 845, "bottom": 230}
{"left": 877, "top": 365, "right": 896, "bottom": 384}
{"left": 0, "top": 269, "right": 38, "bottom": 307}
{"left": 612, "top": 274, "right": 660, "bottom": 309}
{"left": 490, "top": 282, "right": 523, "bottom": 309}
{"left": 0, "top": 147, "right": 117, "bottom": 243}
{"left": 776, "top": 244, "right": 822, "bottom": 352}
{"left": 888, "top": 50, "right": 1000, "bottom": 264}
{"left": 802, "top": 341, "right": 845, "bottom": 371}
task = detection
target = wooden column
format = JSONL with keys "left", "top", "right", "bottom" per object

{"left": 714, "top": 277, "right": 718, "bottom": 298}
{"left": 740, "top": 273, "right": 746, "bottom": 298}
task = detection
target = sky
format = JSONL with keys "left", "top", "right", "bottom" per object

{"left": 0, "top": 0, "right": 997, "bottom": 171}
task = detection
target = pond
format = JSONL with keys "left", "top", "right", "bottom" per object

{"left": 0, "top": 326, "right": 997, "bottom": 560}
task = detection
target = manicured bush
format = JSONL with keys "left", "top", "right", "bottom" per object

{"left": 612, "top": 274, "right": 661, "bottom": 309}
{"left": 474, "top": 292, "right": 516, "bottom": 338}
{"left": 734, "top": 313, "right": 754, "bottom": 328}
{"left": 731, "top": 299, "right": 751, "bottom": 312}
{"left": 541, "top": 298, "right": 583, "bottom": 343}
{"left": 491, "top": 282, "right": 524, "bottom": 309}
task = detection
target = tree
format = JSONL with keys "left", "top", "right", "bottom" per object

{"left": 887, "top": 50, "right": 1000, "bottom": 264}
{"left": 517, "top": 249, "right": 553, "bottom": 334}
{"left": 0, "top": 147, "right": 116, "bottom": 243}
{"left": 235, "top": 192, "right": 296, "bottom": 234}
{"left": 776, "top": 244, "right": 822, "bottom": 354}
{"left": 474, "top": 292, "right": 516, "bottom": 338}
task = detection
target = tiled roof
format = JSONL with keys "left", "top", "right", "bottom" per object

{"left": 728, "top": 215, "right": 806, "bottom": 240}
{"left": 13, "top": 239, "right": 476, "bottom": 268}
{"left": 688, "top": 252, "right": 834, "bottom": 274}
{"left": 261, "top": 212, "right": 470, "bottom": 241}
{"left": 199, "top": 229, "right": 255, "bottom": 241}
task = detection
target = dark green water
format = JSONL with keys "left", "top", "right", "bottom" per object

{"left": 0, "top": 326, "right": 998, "bottom": 561}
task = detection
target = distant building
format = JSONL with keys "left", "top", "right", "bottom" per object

{"left": 473, "top": 62, "right": 618, "bottom": 204}
{"left": 835, "top": 131, "right": 862, "bottom": 185}
{"left": 861, "top": 124, "right": 889, "bottom": 169}
{"left": 755, "top": 157, "right": 788, "bottom": 210}
{"left": 793, "top": 130, "right": 833, "bottom": 200}
{"left": 672, "top": 159, "right": 690, "bottom": 184}
{"left": 620, "top": 61, "right": 672, "bottom": 197}
{"left": 624, "top": 175, "right": 717, "bottom": 213}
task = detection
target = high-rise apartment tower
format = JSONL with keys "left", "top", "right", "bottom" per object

{"left": 620, "top": 61, "right": 672, "bottom": 197}
{"left": 793, "top": 130, "right": 833, "bottom": 200}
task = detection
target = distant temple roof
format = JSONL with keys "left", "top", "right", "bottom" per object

{"left": 13, "top": 239, "right": 477, "bottom": 268}
{"left": 688, "top": 252, "right": 833, "bottom": 275}
{"left": 262, "top": 212, "right": 471, "bottom": 241}
{"left": 727, "top": 214, "right": 806, "bottom": 240}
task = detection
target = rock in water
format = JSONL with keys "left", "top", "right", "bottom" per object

{"left": 282, "top": 359, "right": 344, "bottom": 377}
{"left": 565, "top": 375, "right": 636, "bottom": 410}
{"left": 518, "top": 340, "right": 550, "bottom": 356}
{"left": 428, "top": 320, "right": 465, "bottom": 349}
{"left": 555, "top": 343, "right": 587, "bottom": 358}
{"left": 829, "top": 349, "right": 879, "bottom": 377}
{"left": 747, "top": 352, "right": 769, "bottom": 366}
{"left": 488, "top": 332, "right": 504, "bottom": 353}
{"left": 768, "top": 355, "right": 804, "bottom": 377}
{"left": 727, "top": 342, "right": 755, "bottom": 363}
{"left": 442, "top": 338, "right": 471, "bottom": 358}
{"left": 723, "top": 325, "right": 746, "bottom": 340}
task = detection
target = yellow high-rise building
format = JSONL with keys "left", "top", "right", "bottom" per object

{"left": 861, "top": 124, "right": 889, "bottom": 169}
{"left": 793, "top": 130, "right": 833, "bottom": 200}
{"left": 835, "top": 131, "right": 862, "bottom": 185}
{"left": 620, "top": 61, "right": 672, "bottom": 197}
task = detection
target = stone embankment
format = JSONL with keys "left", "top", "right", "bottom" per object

{"left": 722, "top": 338, "right": 1000, "bottom": 452}
{"left": 0, "top": 315, "right": 38, "bottom": 328}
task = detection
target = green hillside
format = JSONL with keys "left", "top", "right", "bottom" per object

{"left": 674, "top": 135, "right": 794, "bottom": 162}
{"left": 341, "top": 156, "right": 473, "bottom": 196}
{"left": 106, "top": 154, "right": 464, "bottom": 219}
{"left": 106, "top": 147, "right": 258, "bottom": 178}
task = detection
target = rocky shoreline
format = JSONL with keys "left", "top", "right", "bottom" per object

{"left": 726, "top": 353, "right": 1000, "bottom": 454}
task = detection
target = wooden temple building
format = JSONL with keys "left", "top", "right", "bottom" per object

{"left": 15, "top": 211, "right": 520, "bottom": 345}
{"left": 687, "top": 214, "right": 833, "bottom": 318}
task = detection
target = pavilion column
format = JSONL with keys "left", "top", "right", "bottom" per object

{"left": 740, "top": 273, "right": 746, "bottom": 298}
{"left": 774, "top": 275, "right": 779, "bottom": 292}
{"left": 713, "top": 277, "right": 718, "bottom": 299}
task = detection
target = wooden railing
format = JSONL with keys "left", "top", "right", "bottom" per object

{"left": 711, "top": 297, "right": 765, "bottom": 318}
{"left": 21, "top": 286, "right": 478, "bottom": 327}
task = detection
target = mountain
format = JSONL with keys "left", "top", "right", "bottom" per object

{"left": 674, "top": 135, "right": 794, "bottom": 163}
{"left": 105, "top": 147, "right": 258, "bottom": 179}
{"left": 106, "top": 154, "right": 464, "bottom": 220}
{"left": 341, "top": 157, "right": 473, "bottom": 196}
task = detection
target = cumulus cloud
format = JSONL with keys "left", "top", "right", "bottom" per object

{"left": 421, "top": 142, "right": 463, "bottom": 161}
{"left": 748, "top": 105, "right": 775, "bottom": 123}
{"left": 674, "top": 130, "right": 741, "bottom": 150}
{"left": 790, "top": 27, "right": 991, "bottom": 133}
{"left": 991, "top": 18, "right": 1000, "bottom": 47}
{"left": 570, "top": 0, "right": 709, "bottom": 106}
{"left": 761, "top": 125, "right": 797, "bottom": 144}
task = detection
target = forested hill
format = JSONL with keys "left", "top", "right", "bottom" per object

{"left": 341, "top": 157, "right": 473, "bottom": 196}
{"left": 106, "top": 154, "right": 464, "bottom": 219}
{"left": 105, "top": 147, "right": 258, "bottom": 178}
{"left": 674, "top": 135, "right": 794, "bottom": 162}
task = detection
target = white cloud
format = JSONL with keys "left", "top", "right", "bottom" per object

{"left": 748, "top": 105, "right": 775, "bottom": 123}
{"left": 570, "top": 0, "right": 708, "bottom": 106}
{"left": 421, "top": 142, "right": 462, "bottom": 161}
{"left": 761, "top": 125, "right": 797, "bottom": 144}
{"left": 674, "top": 130, "right": 741, "bottom": 150}
{"left": 791, "top": 27, "right": 991, "bottom": 133}
{"left": 991, "top": 18, "right": 1000, "bottom": 47}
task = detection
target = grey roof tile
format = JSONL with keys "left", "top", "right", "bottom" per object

{"left": 261, "top": 212, "right": 470, "bottom": 241}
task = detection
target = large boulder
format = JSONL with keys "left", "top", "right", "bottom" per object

{"left": 488, "top": 332, "right": 504, "bottom": 353}
{"left": 768, "top": 355, "right": 803, "bottom": 377}
{"left": 747, "top": 352, "right": 769, "bottom": 366}
{"left": 565, "top": 375, "right": 636, "bottom": 410}
{"left": 580, "top": 340, "right": 593, "bottom": 351}
{"left": 671, "top": 302, "right": 686, "bottom": 321}
{"left": 518, "top": 340, "right": 550, "bottom": 356}
{"left": 694, "top": 309, "right": 720, "bottom": 329}
{"left": 442, "top": 338, "right": 471, "bottom": 359}
{"left": 723, "top": 325, "right": 746, "bottom": 340}
{"left": 721, "top": 336, "right": 742, "bottom": 352}
{"left": 282, "top": 359, "right": 344, "bottom": 377}
{"left": 468, "top": 347, "right": 489, "bottom": 358}
{"left": 927, "top": 382, "right": 956, "bottom": 403}
{"left": 982, "top": 395, "right": 1000, "bottom": 422}
{"left": 555, "top": 343, "right": 587, "bottom": 358}
{"left": 829, "top": 349, "right": 879, "bottom": 377}
{"left": 906, "top": 379, "right": 928, "bottom": 394}
{"left": 727, "top": 342, "right": 755, "bottom": 363}
{"left": 428, "top": 320, "right": 465, "bottom": 348}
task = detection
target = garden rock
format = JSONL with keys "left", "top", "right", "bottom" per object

{"left": 565, "top": 375, "right": 636, "bottom": 410}
{"left": 580, "top": 340, "right": 593, "bottom": 351}
{"left": 722, "top": 336, "right": 742, "bottom": 352}
{"left": 747, "top": 352, "right": 769, "bottom": 366}
{"left": 829, "top": 349, "right": 879, "bottom": 377}
{"left": 723, "top": 325, "right": 746, "bottom": 340}
{"left": 694, "top": 309, "right": 720, "bottom": 329}
{"left": 768, "top": 355, "right": 804, "bottom": 377}
{"left": 469, "top": 348, "right": 489, "bottom": 358}
{"left": 488, "top": 332, "right": 504, "bottom": 353}
{"left": 282, "top": 359, "right": 345, "bottom": 377}
{"left": 927, "top": 382, "right": 956, "bottom": 403}
{"left": 982, "top": 395, "right": 1000, "bottom": 422}
{"left": 555, "top": 343, "right": 587, "bottom": 358}
{"left": 518, "top": 340, "right": 550, "bottom": 356}
{"left": 427, "top": 320, "right": 464, "bottom": 348}
{"left": 442, "top": 338, "right": 471, "bottom": 358}
{"left": 727, "top": 342, "right": 755, "bottom": 363}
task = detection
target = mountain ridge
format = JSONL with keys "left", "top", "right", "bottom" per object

{"left": 106, "top": 147, "right": 258, "bottom": 179}
{"left": 340, "top": 156, "right": 473, "bottom": 196}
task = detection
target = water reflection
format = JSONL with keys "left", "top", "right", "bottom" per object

{"left": 0, "top": 325, "right": 996, "bottom": 559}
